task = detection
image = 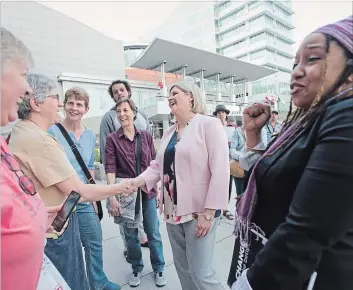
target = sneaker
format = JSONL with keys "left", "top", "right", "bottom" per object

{"left": 128, "top": 272, "right": 141, "bottom": 287}
{"left": 155, "top": 272, "right": 167, "bottom": 287}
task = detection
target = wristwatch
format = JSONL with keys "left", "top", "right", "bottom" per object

{"left": 203, "top": 213, "right": 213, "bottom": 221}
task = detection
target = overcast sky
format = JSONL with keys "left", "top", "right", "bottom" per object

{"left": 40, "top": 0, "right": 352, "bottom": 52}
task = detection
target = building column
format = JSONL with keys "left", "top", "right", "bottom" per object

{"left": 200, "top": 69, "right": 206, "bottom": 100}
{"left": 160, "top": 61, "right": 168, "bottom": 97}
{"left": 244, "top": 78, "right": 248, "bottom": 104}
{"left": 181, "top": 66, "right": 187, "bottom": 80}
{"left": 230, "top": 75, "right": 235, "bottom": 103}
{"left": 216, "top": 73, "right": 221, "bottom": 101}
{"left": 162, "top": 120, "right": 170, "bottom": 133}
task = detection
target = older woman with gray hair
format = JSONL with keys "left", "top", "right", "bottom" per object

{"left": 9, "top": 73, "right": 136, "bottom": 290}
{"left": 129, "top": 81, "right": 229, "bottom": 290}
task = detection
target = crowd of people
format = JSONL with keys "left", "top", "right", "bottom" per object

{"left": 1, "top": 14, "right": 353, "bottom": 290}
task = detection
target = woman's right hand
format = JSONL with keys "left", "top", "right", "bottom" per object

{"left": 130, "top": 176, "right": 146, "bottom": 188}
{"left": 108, "top": 197, "right": 121, "bottom": 217}
{"left": 243, "top": 101, "right": 271, "bottom": 133}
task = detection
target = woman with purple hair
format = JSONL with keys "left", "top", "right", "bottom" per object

{"left": 229, "top": 15, "right": 353, "bottom": 290}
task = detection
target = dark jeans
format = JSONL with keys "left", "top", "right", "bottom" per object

{"left": 123, "top": 197, "right": 165, "bottom": 273}
{"left": 229, "top": 175, "right": 245, "bottom": 199}
{"left": 45, "top": 211, "right": 89, "bottom": 290}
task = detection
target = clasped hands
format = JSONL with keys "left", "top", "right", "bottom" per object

{"left": 109, "top": 177, "right": 144, "bottom": 217}
{"left": 119, "top": 177, "right": 144, "bottom": 197}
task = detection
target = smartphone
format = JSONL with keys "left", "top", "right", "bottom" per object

{"left": 51, "top": 191, "right": 81, "bottom": 232}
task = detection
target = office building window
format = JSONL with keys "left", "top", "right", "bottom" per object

{"left": 250, "top": 49, "right": 265, "bottom": 60}
{"left": 252, "top": 78, "right": 277, "bottom": 95}
{"left": 274, "top": 4, "right": 291, "bottom": 17}
{"left": 218, "top": 0, "right": 231, "bottom": 12}
{"left": 276, "top": 21, "right": 291, "bottom": 33}
{"left": 248, "top": 1, "right": 262, "bottom": 11}
{"left": 252, "top": 79, "right": 267, "bottom": 95}
{"left": 265, "top": 64, "right": 277, "bottom": 70}
{"left": 279, "top": 82, "right": 290, "bottom": 95}
{"left": 250, "top": 15, "right": 264, "bottom": 27}
{"left": 277, "top": 36, "right": 292, "bottom": 45}
{"left": 219, "top": 23, "right": 245, "bottom": 40}
{"left": 223, "top": 39, "right": 246, "bottom": 54}
{"left": 266, "top": 49, "right": 275, "bottom": 58}
{"left": 265, "top": 15, "right": 274, "bottom": 25}
{"left": 278, "top": 53, "right": 292, "bottom": 60}
{"left": 237, "top": 54, "right": 248, "bottom": 61}
{"left": 219, "top": 7, "right": 245, "bottom": 27}
{"left": 250, "top": 32, "right": 265, "bottom": 44}
{"left": 266, "top": 32, "right": 275, "bottom": 41}
{"left": 278, "top": 67, "right": 292, "bottom": 74}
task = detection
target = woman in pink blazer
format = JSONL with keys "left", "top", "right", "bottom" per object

{"left": 130, "top": 81, "right": 229, "bottom": 290}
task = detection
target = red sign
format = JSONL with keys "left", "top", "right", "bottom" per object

{"left": 158, "top": 80, "right": 163, "bottom": 89}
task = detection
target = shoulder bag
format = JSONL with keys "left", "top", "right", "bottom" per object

{"left": 56, "top": 123, "right": 103, "bottom": 220}
{"left": 230, "top": 128, "right": 245, "bottom": 178}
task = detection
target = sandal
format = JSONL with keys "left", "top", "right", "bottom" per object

{"left": 223, "top": 210, "right": 234, "bottom": 220}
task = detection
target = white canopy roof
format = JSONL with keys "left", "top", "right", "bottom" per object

{"left": 131, "top": 38, "right": 276, "bottom": 82}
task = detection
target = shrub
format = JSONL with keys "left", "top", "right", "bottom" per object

{"left": 94, "top": 147, "right": 100, "bottom": 163}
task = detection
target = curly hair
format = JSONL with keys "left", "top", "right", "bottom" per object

{"left": 108, "top": 80, "right": 131, "bottom": 101}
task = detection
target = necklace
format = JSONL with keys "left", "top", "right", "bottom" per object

{"left": 176, "top": 113, "right": 196, "bottom": 141}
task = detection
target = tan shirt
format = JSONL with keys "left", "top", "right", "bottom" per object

{"left": 9, "top": 121, "right": 77, "bottom": 206}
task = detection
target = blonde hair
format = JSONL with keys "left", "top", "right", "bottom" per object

{"left": 64, "top": 87, "right": 90, "bottom": 108}
{"left": 169, "top": 81, "right": 206, "bottom": 115}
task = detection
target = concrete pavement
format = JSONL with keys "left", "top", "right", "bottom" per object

{"left": 100, "top": 190, "right": 237, "bottom": 290}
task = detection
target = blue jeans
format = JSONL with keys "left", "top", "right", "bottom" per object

{"left": 123, "top": 197, "right": 165, "bottom": 273}
{"left": 77, "top": 203, "right": 112, "bottom": 290}
{"left": 45, "top": 211, "right": 89, "bottom": 290}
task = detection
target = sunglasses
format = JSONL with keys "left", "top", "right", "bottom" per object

{"left": 1, "top": 152, "right": 37, "bottom": 196}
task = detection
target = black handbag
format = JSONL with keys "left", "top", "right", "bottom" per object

{"left": 56, "top": 123, "right": 103, "bottom": 220}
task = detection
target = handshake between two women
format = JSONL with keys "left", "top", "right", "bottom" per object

{"left": 119, "top": 176, "right": 146, "bottom": 196}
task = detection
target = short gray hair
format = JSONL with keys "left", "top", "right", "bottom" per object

{"left": 1, "top": 27, "right": 34, "bottom": 72}
{"left": 18, "top": 73, "right": 57, "bottom": 120}
{"left": 169, "top": 81, "right": 206, "bottom": 115}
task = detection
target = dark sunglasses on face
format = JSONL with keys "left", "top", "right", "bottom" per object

{"left": 1, "top": 152, "right": 37, "bottom": 196}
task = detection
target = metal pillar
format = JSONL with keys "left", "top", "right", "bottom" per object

{"left": 216, "top": 73, "right": 221, "bottom": 101}
{"left": 160, "top": 61, "right": 167, "bottom": 97}
{"left": 200, "top": 69, "right": 205, "bottom": 94}
{"left": 230, "top": 75, "right": 235, "bottom": 103}
{"left": 181, "top": 66, "right": 186, "bottom": 80}
{"left": 244, "top": 78, "right": 248, "bottom": 104}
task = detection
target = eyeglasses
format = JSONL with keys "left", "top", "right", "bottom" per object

{"left": 1, "top": 152, "right": 37, "bottom": 196}
{"left": 47, "top": 94, "right": 60, "bottom": 101}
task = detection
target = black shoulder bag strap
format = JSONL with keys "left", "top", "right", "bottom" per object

{"left": 56, "top": 123, "right": 103, "bottom": 220}
{"left": 135, "top": 132, "right": 142, "bottom": 214}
